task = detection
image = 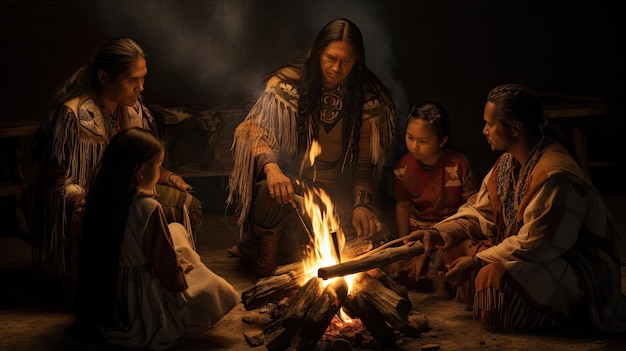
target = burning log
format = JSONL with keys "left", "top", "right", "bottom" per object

{"left": 242, "top": 270, "right": 304, "bottom": 310}
{"left": 272, "top": 261, "right": 305, "bottom": 277}
{"left": 349, "top": 272, "right": 411, "bottom": 329}
{"left": 289, "top": 277, "right": 349, "bottom": 351}
{"left": 281, "top": 276, "right": 324, "bottom": 324}
{"left": 317, "top": 242, "right": 424, "bottom": 280}
{"left": 266, "top": 277, "right": 324, "bottom": 351}
{"left": 344, "top": 293, "right": 396, "bottom": 349}
{"left": 340, "top": 236, "right": 374, "bottom": 260}
{"left": 365, "top": 267, "right": 409, "bottom": 300}
{"left": 260, "top": 270, "right": 417, "bottom": 350}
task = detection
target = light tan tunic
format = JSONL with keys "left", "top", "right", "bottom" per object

{"left": 102, "top": 191, "right": 239, "bottom": 350}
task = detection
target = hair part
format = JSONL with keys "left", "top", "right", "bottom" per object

{"left": 407, "top": 100, "right": 451, "bottom": 141}
{"left": 487, "top": 83, "right": 545, "bottom": 137}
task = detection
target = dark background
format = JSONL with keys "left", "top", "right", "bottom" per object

{"left": 1, "top": 0, "right": 624, "bottom": 208}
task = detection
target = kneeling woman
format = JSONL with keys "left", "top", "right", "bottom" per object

{"left": 73, "top": 127, "right": 239, "bottom": 350}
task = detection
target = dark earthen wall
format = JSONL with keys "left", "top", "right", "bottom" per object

{"left": 1, "top": 0, "right": 623, "bottom": 209}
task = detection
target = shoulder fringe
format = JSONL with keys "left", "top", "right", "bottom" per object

{"left": 369, "top": 99, "right": 395, "bottom": 176}
{"left": 54, "top": 95, "right": 108, "bottom": 191}
{"left": 43, "top": 95, "right": 107, "bottom": 276}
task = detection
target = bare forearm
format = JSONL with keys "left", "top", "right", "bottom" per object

{"left": 395, "top": 203, "right": 410, "bottom": 237}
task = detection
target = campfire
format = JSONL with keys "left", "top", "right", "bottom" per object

{"left": 239, "top": 143, "right": 426, "bottom": 350}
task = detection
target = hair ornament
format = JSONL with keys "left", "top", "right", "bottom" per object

{"left": 428, "top": 107, "right": 441, "bottom": 124}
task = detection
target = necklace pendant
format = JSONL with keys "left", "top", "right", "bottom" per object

{"left": 320, "top": 90, "right": 343, "bottom": 125}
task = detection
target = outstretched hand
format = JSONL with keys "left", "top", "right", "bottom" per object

{"left": 352, "top": 207, "right": 383, "bottom": 237}
{"left": 403, "top": 228, "right": 444, "bottom": 252}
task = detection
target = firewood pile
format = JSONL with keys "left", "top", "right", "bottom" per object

{"left": 239, "top": 237, "right": 429, "bottom": 350}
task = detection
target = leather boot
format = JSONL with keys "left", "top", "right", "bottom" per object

{"left": 237, "top": 224, "right": 281, "bottom": 279}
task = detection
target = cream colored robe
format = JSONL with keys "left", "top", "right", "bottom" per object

{"left": 434, "top": 141, "right": 626, "bottom": 333}
{"left": 102, "top": 191, "right": 239, "bottom": 350}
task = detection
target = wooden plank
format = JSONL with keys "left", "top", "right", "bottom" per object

{"left": 544, "top": 104, "right": 609, "bottom": 119}
{"left": 0, "top": 181, "right": 22, "bottom": 197}
{"left": 0, "top": 121, "right": 40, "bottom": 138}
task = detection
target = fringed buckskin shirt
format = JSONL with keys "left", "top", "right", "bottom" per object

{"left": 31, "top": 93, "right": 156, "bottom": 279}
{"left": 227, "top": 67, "right": 395, "bottom": 238}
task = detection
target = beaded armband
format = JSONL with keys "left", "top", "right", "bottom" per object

{"left": 471, "top": 255, "right": 483, "bottom": 270}
{"left": 471, "top": 241, "right": 487, "bottom": 270}
{"left": 353, "top": 188, "right": 374, "bottom": 211}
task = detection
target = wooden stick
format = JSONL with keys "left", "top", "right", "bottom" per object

{"left": 317, "top": 242, "right": 424, "bottom": 280}
{"left": 353, "top": 234, "right": 412, "bottom": 260}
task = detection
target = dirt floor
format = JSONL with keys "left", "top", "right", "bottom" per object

{"left": 2, "top": 211, "right": 626, "bottom": 351}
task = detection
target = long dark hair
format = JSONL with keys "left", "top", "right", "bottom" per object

{"left": 75, "top": 127, "right": 163, "bottom": 327}
{"left": 275, "top": 18, "right": 390, "bottom": 168}
{"left": 34, "top": 37, "right": 147, "bottom": 162}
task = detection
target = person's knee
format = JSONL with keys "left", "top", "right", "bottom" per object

{"left": 250, "top": 181, "right": 285, "bottom": 229}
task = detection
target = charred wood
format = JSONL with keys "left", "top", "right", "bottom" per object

{"left": 272, "top": 261, "right": 305, "bottom": 277}
{"left": 281, "top": 276, "right": 324, "bottom": 325}
{"left": 350, "top": 273, "right": 411, "bottom": 329}
{"left": 345, "top": 293, "right": 396, "bottom": 349}
{"left": 340, "top": 236, "right": 373, "bottom": 260}
{"left": 290, "top": 278, "right": 349, "bottom": 351}
{"left": 265, "top": 277, "right": 324, "bottom": 351}
{"left": 241, "top": 270, "right": 303, "bottom": 310}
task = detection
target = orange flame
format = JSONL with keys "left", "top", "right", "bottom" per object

{"left": 299, "top": 142, "right": 355, "bottom": 322}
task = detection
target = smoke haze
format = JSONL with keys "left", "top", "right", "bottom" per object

{"left": 97, "top": 0, "right": 408, "bottom": 110}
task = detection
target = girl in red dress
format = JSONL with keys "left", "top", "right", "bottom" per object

{"left": 391, "top": 101, "right": 478, "bottom": 298}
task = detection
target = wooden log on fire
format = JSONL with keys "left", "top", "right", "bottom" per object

{"left": 289, "top": 277, "right": 349, "bottom": 351}
{"left": 281, "top": 276, "right": 324, "bottom": 324}
{"left": 241, "top": 270, "right": 303, "bottom": 310}
{"left": 366, "top": 267, "right": 409, "bottom": 299}
{"left": 266, "top": 277, "right": 324, "bottom": 351}
{"left": 340, "top": 236, "right": 374, "bottom": 260}
{"left": 344, "top": 293, "right": 396, "bottom": 349}
{"left": 317, "top": 242, "right": 424, "bottom": 280}
{"left": 350, "top": 272, "right": 412, "bottom": 329}
{"left": 272, "top": 261, "right": 305, "bottom": 277}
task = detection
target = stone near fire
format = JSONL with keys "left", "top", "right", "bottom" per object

{"left": 244, "top": 330, "right": 265, "bottom": 347}
{"left": 241, "top": 312, "right": 261, "bottom": 324}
